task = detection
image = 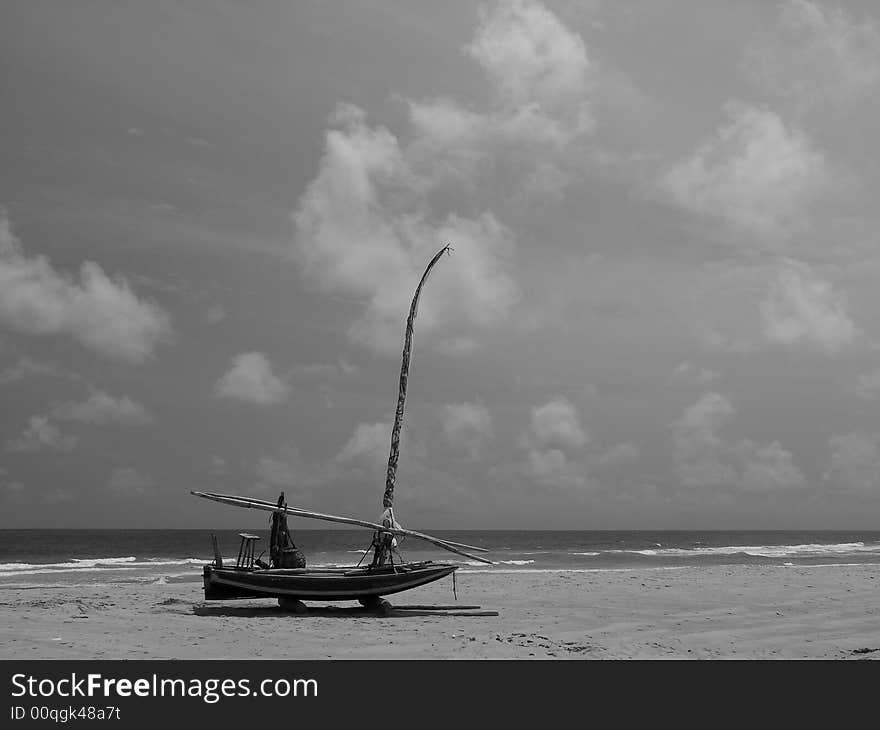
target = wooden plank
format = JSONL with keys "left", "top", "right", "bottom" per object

{"left": 391, "top": 610, "right": 499, "bottom": 617}
{"left": 392, "top": 604, "right": 482, "bottom": 611}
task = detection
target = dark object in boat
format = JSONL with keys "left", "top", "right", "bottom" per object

{"left": 269, "top": 492, "right": 306, "bottom": 569}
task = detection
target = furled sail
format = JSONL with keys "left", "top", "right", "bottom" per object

{"left": 382, "top": 245, "right": 452, "bottom": 510}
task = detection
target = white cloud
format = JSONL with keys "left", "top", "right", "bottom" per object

{"left": 215, "top": 352, "right": 290, "bottom": 405}
{"left": 52, "top": 391, "right": 153, "bottom": 426}
{"left": 5, "top": 390, "right": 150, "bottom": 455}
{"left": 596, "top": 442, "right": 639, "bottom": 469}
{"left": 294, "top": 106, "right": 412, "bottom": 304}
{"left": 0, "top": 213, "right": 172, "bottom": 363}
{"left": 744, "top": 0, "right": 880, "bottom": 110}
{"left": 514, "top": 397, "right": 592, "bottom": 490}
{"left": 672, "top": 392, "right": 804, "bottom": 492}
{"left": 293, "top": 107, "right": 519, "bottom": 353}
{"left": 760, "top": 258, "right": 858, "bottom": 353}
{"left": 735, "top": 441, "right": 805, "bottom": 492}
{"left": 5, "top": 415, "right": 77, "bottom": 453}
{"left": 293, "top": 1, "right": 617, "bottom": 354}
{"left": 662, "top": 103, "right": 830, "bottom": 238}
{"left": 528, "top": 397, "right": 588, "bottom": 450}
{"left": 672, "top": 392, "right": 736, "bottom": 488}
{"left": 494, "top": 398, "right": 634, "bottom": 495}
{"left": 107, "top": 467, "right": 156, "bottom": 497}
{"left": 672, "top": 360, "right": 722, "bottom": 387}
{"left": 524, "top": 446, "right": 588, "bottom": 490}
{"left": 464, "top": 0, "right": 594, "bottom": 138}
{"left": 406, "top": 0, "right": 608, "bottom": 205}
{"left": 336, "top": 421, "right": 390, "bottom": 469}
{"left": 442, "top": 402, "right": 493, "bottom": 460}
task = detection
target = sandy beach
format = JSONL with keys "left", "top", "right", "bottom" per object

{"left": 2, "top": 564, "right": 879, "bottom": 659}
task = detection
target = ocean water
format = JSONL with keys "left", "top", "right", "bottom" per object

{"left": 2, "top": 529, "right": 880, "bottom": 589}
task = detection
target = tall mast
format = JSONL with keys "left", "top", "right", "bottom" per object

{"left": 382, "top": 245, "right": 451, "bottom": 510}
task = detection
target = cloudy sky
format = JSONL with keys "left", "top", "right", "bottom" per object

{"left": 3, "top": 0, "right": 880, "bottom": 529}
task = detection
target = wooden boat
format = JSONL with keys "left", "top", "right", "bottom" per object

{"left": 203, "top": 561, "right": 458, "bottom": 602}
{"left": 195, "top": 246, "right": 491, "bottom": 610}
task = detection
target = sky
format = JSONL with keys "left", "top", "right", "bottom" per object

{"left": 2, "top": 0, "right": 880, "bottom": 530}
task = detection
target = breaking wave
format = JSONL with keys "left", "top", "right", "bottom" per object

{"left": 611, "top": 542, "right": 880, "bottom": 558}
{"left": 0, "top": 557, "right": 206, "bottom": 578}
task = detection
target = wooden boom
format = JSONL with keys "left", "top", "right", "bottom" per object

{"left": 191, "top": 491, "right": 493, "bottom": 565}
{"left": 196, "top": 491, "right": 488, "bottom": 553}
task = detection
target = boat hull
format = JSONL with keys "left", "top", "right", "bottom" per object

{"left": 203, "top": 561, "right": 457, "bottom": 601}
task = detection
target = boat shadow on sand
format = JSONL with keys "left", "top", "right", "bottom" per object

{"left": 189, "top": 603, "right": 497, "bottom": 619}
